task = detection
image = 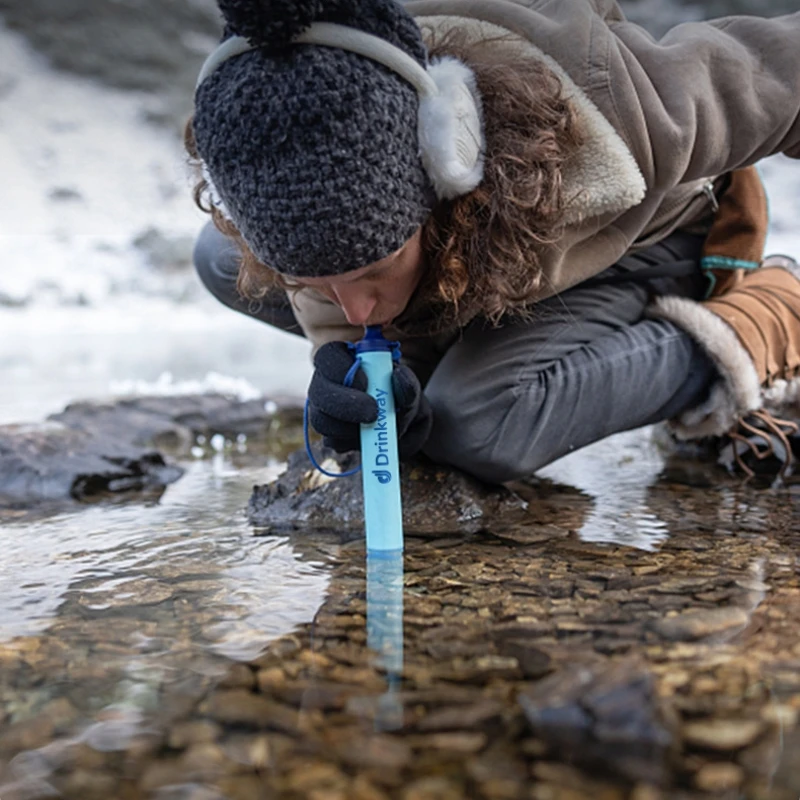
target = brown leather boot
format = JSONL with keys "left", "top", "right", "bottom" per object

{"left": 650, "top": 256, "right": 800, "bottom": 476}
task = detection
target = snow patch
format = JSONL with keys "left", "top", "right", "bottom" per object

{"left": 0, "top": 22, "right": 205, "bottom": 306}
{"left": 109, "top": 371, "right": 264, "bottom": 401}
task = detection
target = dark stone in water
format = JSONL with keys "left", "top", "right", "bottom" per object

{"left": 247, "top": 449, "right": 526, "bottom": 538}
{"left": 496, "top": 640, "right": 553, "bottom": 679}
{"left": 0, "top": 421, "right": 183, "bottom": 507}
{"left": 519, "top": 659, "right": 677, "bottom": 786}
{"left": 0, "top": 393, "right": 301, "bottom": 509}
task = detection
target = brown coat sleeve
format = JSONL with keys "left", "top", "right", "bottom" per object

{"left": 602, "top": 12, "right": 800, "bottom": 188}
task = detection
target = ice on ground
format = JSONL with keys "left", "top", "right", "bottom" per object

{"left": 759, "top": 155, "right": 800, "bottom": 258}
{"left": 0, "top": 24, "right": 313, "bottom": 423}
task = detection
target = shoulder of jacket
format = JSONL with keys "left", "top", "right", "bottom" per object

{"left": 406, "top": 0, "right": 625, "bottom": 24}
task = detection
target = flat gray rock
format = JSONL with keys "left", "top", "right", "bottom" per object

{"left": 49, "top": 394, "right": 288, "bottom": 452}
{"left": 0, "top": 420, "right": 182, "bottom": 507}
{"left": 0, "top": 394, "right": 301, "bottom": 509}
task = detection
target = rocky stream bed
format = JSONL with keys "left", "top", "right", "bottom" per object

{"left": 2, "top": 394, "right": 800, "bottom": 799}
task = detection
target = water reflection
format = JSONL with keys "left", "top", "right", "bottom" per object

{"left": 366, "top": 551, "right": 404, "bottom": 732}
{"left": 539, "top": 428, "right": 670, "bottom": 550}
{"left": 0, "top": 459, "right": 331, "bottom": 654}
{"left": 0, "top": 455, "right": 333, "bottom": 799}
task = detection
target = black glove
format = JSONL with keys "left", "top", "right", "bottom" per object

{"left": 307, "top": 341, "right": 433, "bottom": 459}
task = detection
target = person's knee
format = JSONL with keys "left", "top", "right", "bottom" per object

{"left": 192, "top": 222, "right": 305, "bottom": 336}
{"left": 193, "top": 221, "right": 242, "bottom": 307}
{"left": 422, "top": 374, "right": 537, "bottom": 484}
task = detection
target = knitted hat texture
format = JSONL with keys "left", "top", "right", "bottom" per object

{"left": 193, "top": 0, "right": 435, "bottom": 277}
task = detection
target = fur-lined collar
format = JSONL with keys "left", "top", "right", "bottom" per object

{"left": 418, "top": 15, "right": 646, "bottom": 225}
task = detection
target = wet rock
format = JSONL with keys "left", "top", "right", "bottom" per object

{"left": 650, "top": 607, "right": 750, "bottom": 641}
{"left": 416, "top": 700, "right": 505, "bottom": 732}
{"left": 179, "top": 741, "right": 240, "bottom": 780}
{"left": 50, "top": 394, "right": 301, "bottom": 453}
{"left": 167, "top": 720, "right": 222, "bottom": 749}
{"left": 334, "top": 734, "right": 413, "bottom": 770}
{"left": 492, "top": 620, "right": 556, "bottom": 640}
{"left": 531, "top": 761, "right": 628, "bottom": 800}
{"left": 284, "top": 761, "right": 349, "bottom": 794}
{"left": 0, "top": 421, "right": 183, "bottom": 507}
{"left": 351, "top": 774, "right": 393, "bottom": 800}
{"left": 490, "top": 523, "right": 572, "bottom": 546}
{"left": 653, "top": 577, "right": 722, "bottom": 594}
{"left": 682, "top": 718, "right": 765, "bottom": 751}
{"left": 247, "top": 452, "right": 526, "bottom": 537}
{"left": 693, "top": 762, "right": 745, "bottom": 792}
{"left": 215, "top": 775, "right": 265, "bottom": 800}
{"left": 410, "top": 732, "right": 488, "bottom": 753}
{"left": 204, "top": 689, "right": 303, "bottom": 736}
{"left": 0, "top": 393, "right": 302, "bottom": 509}
{"left": 519, "top": 660, "right": 676, "bottom": 785}
{"left": 400, "top": 776, "right": 466, "bottom": 800}
{"left": 495, "top": 640, "right": 553, "bottom": 679}
{"left": 219, "top": 733, "right": 272, "bottom": 769}
{"left": 270, "top": 681, "right": 356, "bottom": 712}
{"left": 446, "top": 655, "right": 522, "bottom": 684}
{"left": 58, "top": 769, "right": 118, "bottom": 800}
{"left": 0, "top": 698, "right": 79, "bottom": 754}
{"left": 216, "top": 663, "right": 257, "bottom": 691}
{"left": 424, "top": 639, "right": 488, "bottom": 660}
{"left": 138, "top": 759, "right": 191, "bottom": 793}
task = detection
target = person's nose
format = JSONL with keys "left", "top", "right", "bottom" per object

{"left": 333, "top": 284, "right": 378, "bottom": 326}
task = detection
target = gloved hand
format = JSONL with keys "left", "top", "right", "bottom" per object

{"left": 307, "top": 341, "right": 433, "bottom": 459}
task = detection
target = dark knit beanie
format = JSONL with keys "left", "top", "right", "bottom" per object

{"left": 193, "top": 0, "right": 436, "bottom": 277}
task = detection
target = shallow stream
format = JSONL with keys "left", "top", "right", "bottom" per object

{"left": 2, "top": 428, "right": 800, "bottom": 799}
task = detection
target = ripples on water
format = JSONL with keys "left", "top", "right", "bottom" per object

{"left": 0, "top": 457, "right": 331, "bottom": 655}
{"left": 2, "top": 432, "right": 800, "bottom": 798}
{"left": 0, "top": 455, "right": 332, "bottom": 788}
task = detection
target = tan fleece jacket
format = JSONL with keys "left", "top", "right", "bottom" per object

{"left": 290, "top": 0, "right": 800, "bottom": 369}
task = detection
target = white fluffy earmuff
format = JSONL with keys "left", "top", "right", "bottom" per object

{"left": 418, "top": 56, "right": 483, "bottom": 199}
{"left": 196, "top": 22, "right": 485, "bottom": 200}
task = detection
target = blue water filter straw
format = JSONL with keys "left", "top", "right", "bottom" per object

{"left": 355, "top": 326, "right": 404, "bottom": 552}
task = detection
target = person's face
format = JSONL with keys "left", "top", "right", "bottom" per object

{"left": 286, "top": 227, "right": 425, "bottom": 328}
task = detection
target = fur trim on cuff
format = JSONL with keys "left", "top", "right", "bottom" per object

{"left": 647, "top": 295, "right": 761, "bottom": 439}
{"left": 764, "top": 376, "right": 800, "bottom": 417}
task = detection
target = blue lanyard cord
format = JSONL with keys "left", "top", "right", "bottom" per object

{"left": 303, "top": 353, "right": 364, "bottom": 478}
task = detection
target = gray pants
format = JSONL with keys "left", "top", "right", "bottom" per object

{"left": 194, "top": 223, "right": 717, "bottom": 482}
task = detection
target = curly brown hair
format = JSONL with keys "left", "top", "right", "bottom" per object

{"left": 185, "top": 27, "right": 583, "bottom": 334}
